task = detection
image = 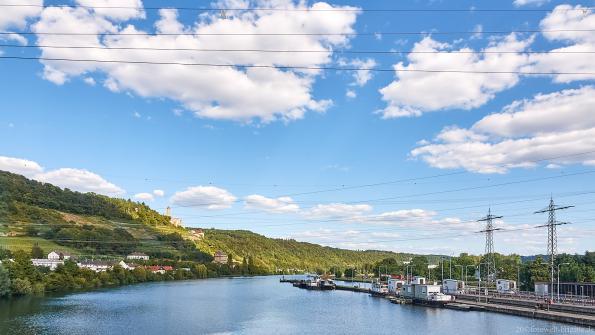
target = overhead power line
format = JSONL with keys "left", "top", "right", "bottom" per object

{"left": 2, "top": 44, "right": 594, "bottom": 55}
{"left": 4, "top": 225, "right": 592, "bottom": 246}
{"left": 3, "top": 29, "right": 593, "bottom": 37}
{"left": 2, "top": 55, "right": 594, "bottom": 76}
{"left": 0, "top": 3, "right": 591, "bottom": 13}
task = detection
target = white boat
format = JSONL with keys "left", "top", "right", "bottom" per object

{"left": 371, "top": 280, "right": 389, "bottom": 296}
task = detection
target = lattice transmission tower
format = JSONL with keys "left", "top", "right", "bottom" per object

{"left": 478, "top": 208, "right": 502, "bottom": 285}
{"left": 534, "top": 198, "right": 573, "bottom": 299}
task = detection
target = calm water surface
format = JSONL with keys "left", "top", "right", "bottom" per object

{"left": 0, "top": 276, "right": 592, "bottom": 334}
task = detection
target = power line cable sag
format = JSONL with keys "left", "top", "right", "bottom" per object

{"left": 110, "top": 149, "right": 595, "bottom": 197}
{"left": 3, "top": 56, "right": 591, "bottom": 76}
{"left": 162, "top": 169, "right": 595, "bottom": 211}
{"left": 4, "top": 29, "right": 594, "bottom": 37}
{"left": 3, "top": 44, "right": 594, "bottom": 55}
{"left": 0, "top": 3, "right": 591, "bottom": 13}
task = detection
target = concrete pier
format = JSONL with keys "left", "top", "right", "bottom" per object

{"left": 453, "top": 300, "right": 595, "bottom": 328}
{"left": 455, "top": 294, "right": 595, "bottom": 327}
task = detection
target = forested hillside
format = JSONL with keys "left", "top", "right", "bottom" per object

{"left": 0, "top": 170, "right": 416, "bottom": 272}
{"left": 0, "top": 170, "right": 169, "bottom": 226}
{"left": 195, "top": 229, "right": 417, "bottom": 272}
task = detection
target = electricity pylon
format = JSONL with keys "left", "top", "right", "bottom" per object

{"left": 534, "top": 198, "right": 573, "bottom": 299}
{"left": 478, "top": 208, "right": 502, "bottom": 285}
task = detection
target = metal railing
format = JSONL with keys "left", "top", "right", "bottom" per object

{"left": 459, "top": 287, "right": 595, "bottom": 306}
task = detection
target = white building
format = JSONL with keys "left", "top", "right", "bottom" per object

{"left": 118, "top": 260, "right": 137, "bottom": 270}
{"left": 388, "top": 278, "right": 406, "bottom": 294}
{"left": 496, "top": 279, "right": 517, "bottom": 293}
{"left": 77, "top": 261, "right": 112, "bottom": 272}
{"left": 48, "top": 250, "right": 71, "bottom": 260}
{"left": 126, "top": 252, "right": 149, "bottom": 261}
{"left": 442, "top": 279, "right": 465, "bottom": 294}
{"left": 402, "top": 282, "right": 452, "bottom": 302}
{"left": 31, "top": 259, "right": 64, "bottom": 271}
{"left": 410, "top": 276, "right": 426, "bottom": 284}
{"left": 414, "top": 284, "right": 442, "bottom": 299}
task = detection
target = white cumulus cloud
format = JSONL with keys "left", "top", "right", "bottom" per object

{"left": 411, "top": 86, "right": 595, "bottom": 173}
{"left": 133, "top": 192, "right": 154, "bottom": 201}
{"left": 526, "top": 5, "right": 595, "bottom": 83}
{"left": 0, "top": 0, "right": 42, "bottom": 30}
{"left": 35, "top": 168, "right": 125, "bottom": 195}
{"left": 513, "top": 0, "right": 550, "bottom": 6}
{"left": 33, "top": 0, "right": 360, "bottom": 123}
{"left": 305, "top": 203, "right": 372, "bottom": 218}
{"left": 244, "top": 194, "right": 299, "bottom": 213}
{"left": 75, "top": 0, "right": 145, "bottom": 21}
{"left": 170, "top": 186, "right": 237, "bottom": 210}
{"left": 0, "top": 155, "right": 125, "bottom": 196}
{"left": 378, "top": 34, "right": 532, "bottom": 118}
{"left": 339, "top": 57, "right": 377, "bottom": 86}
{"left": 153, "top": 189, "right": 165, "bottom": 197}
{"left": 0, "top": 156, "right": 44, "bottom": 177}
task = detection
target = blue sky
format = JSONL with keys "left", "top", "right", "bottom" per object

{"left": 1, "top": 0, "right": 594, "bottom": 256}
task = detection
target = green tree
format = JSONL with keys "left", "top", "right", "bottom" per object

{"left": 330, "top": 266, "right": 343, "bottom": 278}
{"left": 132, "top": 267, "right": 147, "bottom": 282}
{"left": 0, "top": 248, "right": 12, "bottom": 260}
{"left": 411, "top": 256, "right": 429, "bottom": 277}
{"left": 0, "top": 265, "right": 11, "bottom": 297}
{"left": 344, "top": 268, "right": 356, "bottom": 278}
{"left": 528, "top": 257, "right": 549, "bottom": 289}
{"left": 6, "top": 250, "right": 42, "bottom": 283}
{"left": 241, "top": 258, "right": 248, "bottom": 275}
{"left": 11, "top": 278, "right": 33, "bottom": 295}
{"left": 31, "top": 243, "right": 44, "bottom": 259}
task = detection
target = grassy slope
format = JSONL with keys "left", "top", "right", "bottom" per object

{"left": 0, "top": 237, "right": 78, "bottom": 255}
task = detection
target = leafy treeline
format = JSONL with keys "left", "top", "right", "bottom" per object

{"left": 0, "top": 249, "right": 210, "bottom": 297}
{"left": 365, "top": 252, "right": 595, "bottom": 289}
{"left": 0, "top": 170, "right": 169, "bottom": 226}
{"left": 196, "top": 229, "right": 424, "bottom": 272}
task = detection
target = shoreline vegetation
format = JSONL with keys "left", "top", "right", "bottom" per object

{"left": 0, "top": 247, "right": 273, "bottom": 299}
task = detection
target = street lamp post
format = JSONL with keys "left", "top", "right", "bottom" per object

{"left": 517, "top": 266, "right": 520, "bottom": 292}
{"left": 441, "top": 258, "right": 444, "bottom": 283}
{"left": 557, "top": 262, "right": 570, "bottom": 302}
{"left": 477, "top": 263, "right": 487, "bottom": 303}
{"left": 455, "top": 265, "right": 464, "bottom": 281}
{"left": 465, "top": 265, "right": 475, "bottom": 283}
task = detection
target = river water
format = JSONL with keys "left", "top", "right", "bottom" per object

{"left": 0, "top": 276, "right": 591, "bottom": 334}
